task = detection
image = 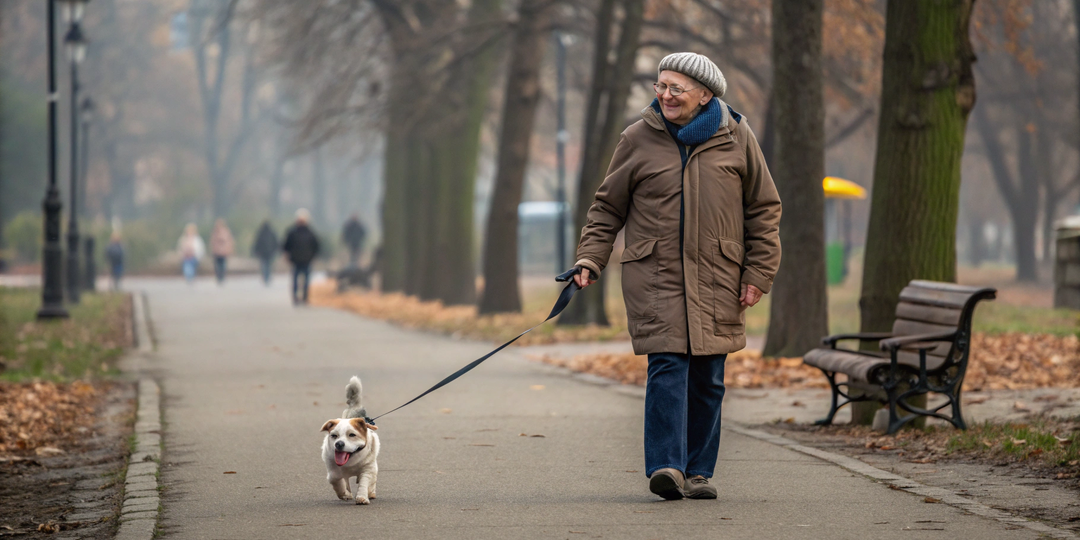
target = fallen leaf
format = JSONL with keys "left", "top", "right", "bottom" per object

{"left": 34, "top": 446, "right": 63, "bottom": 456}
{"left": 223, "top": 471, "right": 237, "bottom": 474}
{"left": 923, "top": 497, "right": 941, "bottom": 503}
{"left": 530, "top": 434, "right": 545, "bottom": 438}
{"left": 1010, "top": 438, "right": 1027, "bottom": 446}
{"left": 530, "top": 385, "right": 545, "bottom": 390}
{"left": 1013, "top": 401, "right": 1030, "bottom": 411}
{"left": 440, "top": 408, "right": 453, "bottom": 414}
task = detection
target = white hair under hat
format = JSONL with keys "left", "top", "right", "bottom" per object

{"left": 295, "top": 208, "right": 311, "bottom": 222}
{"left": 658, "top": 52, "right": 726, "bottom": 98}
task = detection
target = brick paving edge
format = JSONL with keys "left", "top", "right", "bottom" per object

{"left": 115, "top": 292, "right": 160, "bottom": 540}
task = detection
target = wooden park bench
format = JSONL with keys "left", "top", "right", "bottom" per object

{"left": 802, "top": 280, "right": 996, "bottom": 434}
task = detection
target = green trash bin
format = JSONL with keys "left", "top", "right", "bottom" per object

{"left": 826, "top": 242, "right": 846, "bottom": 285}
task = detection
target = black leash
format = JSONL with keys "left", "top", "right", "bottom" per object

{"left": 368, "top": 267, "right": 583, "bottom": 423}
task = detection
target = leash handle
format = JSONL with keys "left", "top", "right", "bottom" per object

{"left": 555, "top": 266, "right": 581, "bottom": 283}
{"left": 370, "top": 278, "right": 580, "bottom": 422}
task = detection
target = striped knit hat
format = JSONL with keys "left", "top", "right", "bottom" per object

{"left": 658, "top": 52, "right": 726, "bottom": 98}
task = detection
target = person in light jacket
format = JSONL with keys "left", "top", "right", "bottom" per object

{"left": 177, "top": 223, "right": 206, "bottom": 284}
{"left": 570, "top": 52, "right": 782, "bottom": 501}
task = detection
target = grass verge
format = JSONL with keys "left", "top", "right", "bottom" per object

{"left": 0, "top": 287, "right": 132, "bottom": 381}
{"left": 948, "top": 419, "right": 1080, "bottom": 468}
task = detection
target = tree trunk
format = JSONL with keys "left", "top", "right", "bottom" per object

{"left": 855, "top": 0, "right": 976, "bottom": 425}
{"left": 478, "top": 0, "right": 553, "bottom": 314}
{"left": 558, "top": 0, "right": 644, "bottom": 326}
{"left": 972, "top": 106, "right": 1039, "bottom": 283}
{"left": 312, "top": 148, "right": 327, "bottom": 231}
{"left": 429, "top": 0, "right": 501, "bottom": 306}
{"left": 763, "top": 0, "right": 827, "bottom": 358}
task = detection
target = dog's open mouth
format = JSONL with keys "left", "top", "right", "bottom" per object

{"left": 334, "top": 451, "right": 353, "bottom": 466}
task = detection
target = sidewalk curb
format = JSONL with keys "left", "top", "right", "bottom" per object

{"left": 115, "top": 292, "right": 161, "bottom": 540}
{"left": 535, "top": 360, "right": 1079, "bottom": 539}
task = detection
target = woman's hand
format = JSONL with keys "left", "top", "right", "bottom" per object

{"left": 739, "top": 283, "right": 762, "bottom": 307}
{"left": 574, "top": 268, "right": 598, "bottom": 288}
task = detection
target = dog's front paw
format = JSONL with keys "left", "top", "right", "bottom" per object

{"left": 355, "top": 496, "right": 370, "bottom": 505}
{"left": 338, "top": 490, "right": 353, "bottom": 501}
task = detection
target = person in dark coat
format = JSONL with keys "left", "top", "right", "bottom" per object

{"left": 282, "top": 208, "right": 320, "bottom": 305}
{"left": 341, "top": 214, "right": 367, "bottom": 268}
{"left": 252, "top": 220, "right": 279, "bottom": 286}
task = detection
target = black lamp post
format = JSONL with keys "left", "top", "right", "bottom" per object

{"left": 62, "top": 0, "right": 88, "bottom": 305}
{"left": 81, "top": 97, "right": 96, "bottom": 292}
{"left": 38, "top": 0, "right": 70, "bottom": 320}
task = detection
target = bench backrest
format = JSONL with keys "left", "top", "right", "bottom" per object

{"left": 890, "top": 280, "right": 997, "bottom": 371}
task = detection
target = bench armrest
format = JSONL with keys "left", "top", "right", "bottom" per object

{"left": 822, "top": 332, "right": 893, "bottom": 348}
{"left": 879, "top": 331, "right": 956, "bottom": 352}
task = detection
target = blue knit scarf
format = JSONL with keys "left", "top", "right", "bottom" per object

{"left": 650, "top": 97, "right": 724, "bottom": 146}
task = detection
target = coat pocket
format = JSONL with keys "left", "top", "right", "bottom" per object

{"left": 712, "top": 238, "right": 745, "bottom": 328}
{"left": 620, "top": 239, "right": 659, "bottom": 322}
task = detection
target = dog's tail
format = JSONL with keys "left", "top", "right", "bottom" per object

{"left": 343, "top": 376, "right": 367, "bottom": 419}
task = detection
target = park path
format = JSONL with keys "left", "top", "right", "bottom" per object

{"left": 137, "top": 275, "right": 1042, "bottom": 540}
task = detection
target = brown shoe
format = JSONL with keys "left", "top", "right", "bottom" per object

{"left": 649, "top": 468, "right": 685, "bottom": 500}
{"left": 685, "top": 475, "right": 717, "bottom": 499}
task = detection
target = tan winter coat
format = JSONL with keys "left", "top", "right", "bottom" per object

{"left": 574, "top": 101, "right": 782, "bottom": 356}
{"left": 210, "top": 226, "right": 235, "bottom": 257}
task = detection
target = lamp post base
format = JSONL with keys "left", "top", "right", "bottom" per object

{"left": 38, "top": 188, "right": 69, "bottom": 320}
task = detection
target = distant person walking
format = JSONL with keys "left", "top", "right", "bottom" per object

{"left": 252, "top": 220, "right": 279, "bottom": 286}
{"left": 282, "top": 208, "right": 320, "bottom": 305}
{"left": 177, "top": 223, "right": 206, "bottom": 284}
{"left": 341, "top": 214, "right": 367, "bottom": 268}
{"left": 210, "top": 218, "right": 235, "bottom": 284}
{"left": 106, "top": 231, "right": 124, "bottom": 291}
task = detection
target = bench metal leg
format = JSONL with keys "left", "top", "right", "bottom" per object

{"left": 813, "top": 370, "right": 871, "bottom": 426}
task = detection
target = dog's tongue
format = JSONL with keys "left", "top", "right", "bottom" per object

{"left": 334, "top": 451, "right": 351, "bottom": 466}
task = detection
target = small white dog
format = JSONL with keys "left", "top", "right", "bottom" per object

{"left": 321, "top": 376, "right": 380, "bottom": 505}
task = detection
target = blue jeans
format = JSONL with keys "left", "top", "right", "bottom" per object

{"left": 292, "top": 263, "right": 311, "bottom": 303}
{"left": 182, "top": 258, "right": 198, "bottom": 282}
{"left": 259, "top": 258, "right": 273, "bottom": 285}
{"left": 644, "top": 352, "right": 727, "bottom": 479}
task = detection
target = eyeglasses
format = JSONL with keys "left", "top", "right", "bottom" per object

{"left": 654, "top": 82, "right": 696, "bottom": 97}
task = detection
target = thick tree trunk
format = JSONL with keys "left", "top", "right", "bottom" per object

{"left": 763, "top": 0, "right": 827, "bottom": 358}
{"left": 558, "top": 0, "right": 644, "bottom": 326}
{"left": 429, "top": 0, "right": 501, "bottom": 306}
{"left": 478, "top": 1, "right": 553, "bottom": 314}
{"left": 855, "top": 0, "right": 976, "bottom": 425}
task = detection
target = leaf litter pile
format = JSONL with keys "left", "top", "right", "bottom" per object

{"left": 538, "top": 332, "right": 1079, "bottom": 391}
{"left": 0, "top": 381, "right": 103, "bottom": 456}
{"left": 311, "top": 281, "right": 1080, "bottom": 392}
{"left": 310, "top": 281, "right": 628, "bottom": 345}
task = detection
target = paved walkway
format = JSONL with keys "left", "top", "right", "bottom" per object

{"left": 137, "top": 276, "right": 1044, "bottom": 539}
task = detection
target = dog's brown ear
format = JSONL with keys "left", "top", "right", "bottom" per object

{"left": 321, "top": 420, "right": 338, "bottom": 432}
{"left": 365, "top": 421, "right": 378, "bottom": 431}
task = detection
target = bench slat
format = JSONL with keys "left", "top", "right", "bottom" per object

{"left": 898, "top": 286, "right": 980, "bottom": 309}
{"left": 894, "top": 302, "right": 962, "bottom": 326}
{"left": 890, "top": 319, "right": 954, "bottom": 356}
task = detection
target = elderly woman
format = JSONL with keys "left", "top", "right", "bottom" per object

{"left": 571, "top": 52, "right": 781, "bottom": 500}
